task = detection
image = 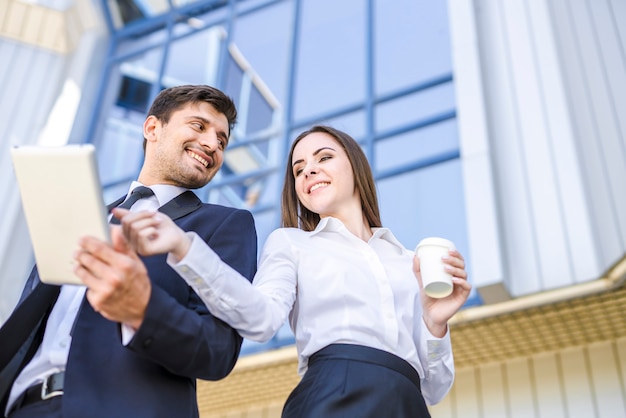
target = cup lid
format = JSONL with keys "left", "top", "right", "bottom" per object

{"left": 415, "top": 237, "right": 456, "bottom": 251}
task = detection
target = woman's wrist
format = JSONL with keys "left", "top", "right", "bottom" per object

{"left": 171, "top": 231, "right": 192, "bottom": 261}
{"left": 423, "top": 315, "right": 448, "bottom": 338}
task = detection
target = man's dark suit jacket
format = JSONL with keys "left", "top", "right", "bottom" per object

{"left": 0, "top": 191, "right": 257, "bottom": 418}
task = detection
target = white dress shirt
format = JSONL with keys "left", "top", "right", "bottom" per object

{"left": 169, "top": 217, "right": 455, "bottom": 405}
{"left": 6, "top": 182, "right": 186, "bottom": 414}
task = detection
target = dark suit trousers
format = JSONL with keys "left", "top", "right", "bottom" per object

{"left": 282, "top": 344, "right": 431, "bottom": 418}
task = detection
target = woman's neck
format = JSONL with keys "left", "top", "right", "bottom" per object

{"left": 334, "top": 213, "right": 372, "bottom": 242}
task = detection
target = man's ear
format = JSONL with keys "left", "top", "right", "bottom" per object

{"left": 143, "top": 115, "right": 159, "bottom": 144}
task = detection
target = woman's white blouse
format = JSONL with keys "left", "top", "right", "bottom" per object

{"left": 168, "top": 217, "right": 454, "bottom": 404}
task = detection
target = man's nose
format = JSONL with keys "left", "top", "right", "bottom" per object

{"left": 200, "top": 130, "right": 220, "bottom": 151}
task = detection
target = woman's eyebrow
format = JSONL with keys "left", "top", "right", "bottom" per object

{"left": 292, "top": 147, "right": 336, "bottom": 167}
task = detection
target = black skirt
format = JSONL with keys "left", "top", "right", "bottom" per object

{"left": 282, "top": 344, "right": 431, "bottom": 418}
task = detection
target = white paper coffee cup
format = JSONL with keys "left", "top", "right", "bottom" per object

{"left": 415, "top": 237, "right": 456, "bottom": 298}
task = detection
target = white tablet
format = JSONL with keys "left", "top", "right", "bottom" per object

{"left": 11, "top": 144, "right": 110, "bottom": 285}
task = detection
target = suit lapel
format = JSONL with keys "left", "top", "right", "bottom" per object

{"left": 0, "top": 283, "right": 60, "bottom": 368}
{"left": 108, "top": 190, "right": 201, "bottom": 221}
{"left": 157, "top": 190, "right": 202, "bottom": 220}
{"left": 0, "top": 283, "right": 60, "bottom": 410}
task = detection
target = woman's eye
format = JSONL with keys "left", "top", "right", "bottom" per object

{"left": 320, "top": 155, "right": 331, "bottom": 162}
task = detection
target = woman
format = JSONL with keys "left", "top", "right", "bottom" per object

{"left": 114, "top": 125, "right": 471, "bottom": 417}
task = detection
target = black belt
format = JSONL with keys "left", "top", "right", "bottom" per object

{"left": 10, "top": 371, "right": 65, "bottom": 413}
{"left": 309, "top": 344, "right": 421, "bottom": 390}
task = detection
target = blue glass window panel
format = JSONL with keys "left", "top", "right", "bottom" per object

{"left": 207, "top": 186, "right": 241, "bottom": 207}
{"left": 110, "top": 0, "right": 207, "bottom": 27}
{"left": 246, "top": 83, "right": 274, "bottom": 138}
{"left": 374, "top": 0, "right": 453, "bottom": 96}
{"left": 231, "top": 1, "right": 293, "bottom": 109}
{"left": 374, "top": 120, "right": 459, "bottom": 173}
{"left": 252, "top": 209, "right": 281, "bottom": 255}
{"left": 235, "top": 0, "right": 277, "bottom": 12}
{"left": 95, "top": 59, "right": 160, "bottom": 187}
{"left": 96, "top": 108, "right": 144, "bottom": 187}
{"left": 377, "top": 160, "right": 480, "bottom": 306}
{"left": 116, "top": 28, "right": 170, "bottom": 57}
{"left": 172, "top": 0, "right": 213, "bottom": 8}
{"left": 253, "top": 170, "right": 282, "bottom": 209}
{"left": 163, "top": 27, "right": 223, "bottom": 85}
{"left": 375, "top": 82, "right": 456, "bottom": 134}
{"left": 173, "top": 6, "right": 229, "bottom": 34}
{"left": 223, "top": 54, "right": 244, "bottom": 108}
{"left": 116, "top": 75, "right": 152, "bottom": 113}
{"left": 377, "top": 159, "right": 469, "bottom": 275}
{"left": 130, "top": 0, "right": 168, "bottom": 17}
{"left": 113, "top": 42, "right": 166, "bottom": 87}
{"left": 295, "top": 0, "right": 366, "bottom": 121}
{"left": 311, "top": 111, "right": 367, "bottom": 141}
{"left": 111, "top": 0, "right": 147, "bottom": 26}
{"left": 216, "top": 165, "right": 247, "bottom": 203}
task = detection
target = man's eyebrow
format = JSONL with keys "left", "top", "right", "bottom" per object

{"left": 186, "top": 115, "right": 211, "bottom": 124}
{"left": 292, "top": 146, "right": 336, "bottom": 167}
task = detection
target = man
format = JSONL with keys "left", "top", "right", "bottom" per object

{"left": 0, "top": 85, "right": 257, "bottom": 418}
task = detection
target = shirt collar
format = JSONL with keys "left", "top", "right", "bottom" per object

{"left": 371, "top": 227, "right": 407, "bottom": 251}
{"left": 310, "top": 217, "right": 406, "bottom": 252}
{"left": 310, "top": 217, "right": 342, "bottom": 235}
{"left": 128, "top": 181, "right": 187, "bottom": 207}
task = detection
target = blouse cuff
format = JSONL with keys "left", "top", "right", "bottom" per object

{"left": 420, "top": 317, "right": 453, "bottom": 363}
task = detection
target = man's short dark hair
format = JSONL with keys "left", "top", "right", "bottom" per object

{"left": 143, "top": 85, "right": 237, "bottom": 150}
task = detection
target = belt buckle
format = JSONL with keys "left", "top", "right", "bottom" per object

{"left": 41, "top": 374, "right": 63, "bottom": 400}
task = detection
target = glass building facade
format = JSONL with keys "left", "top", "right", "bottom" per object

{"left": 88, "top": 0, "right": 478, "bottom": 354}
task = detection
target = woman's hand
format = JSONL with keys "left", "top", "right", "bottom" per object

{"left": 111, "top": 208, "right": 192, "bottom": 260}
{"left": 413, "top": 249, "right": 471, "bottom": 337}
